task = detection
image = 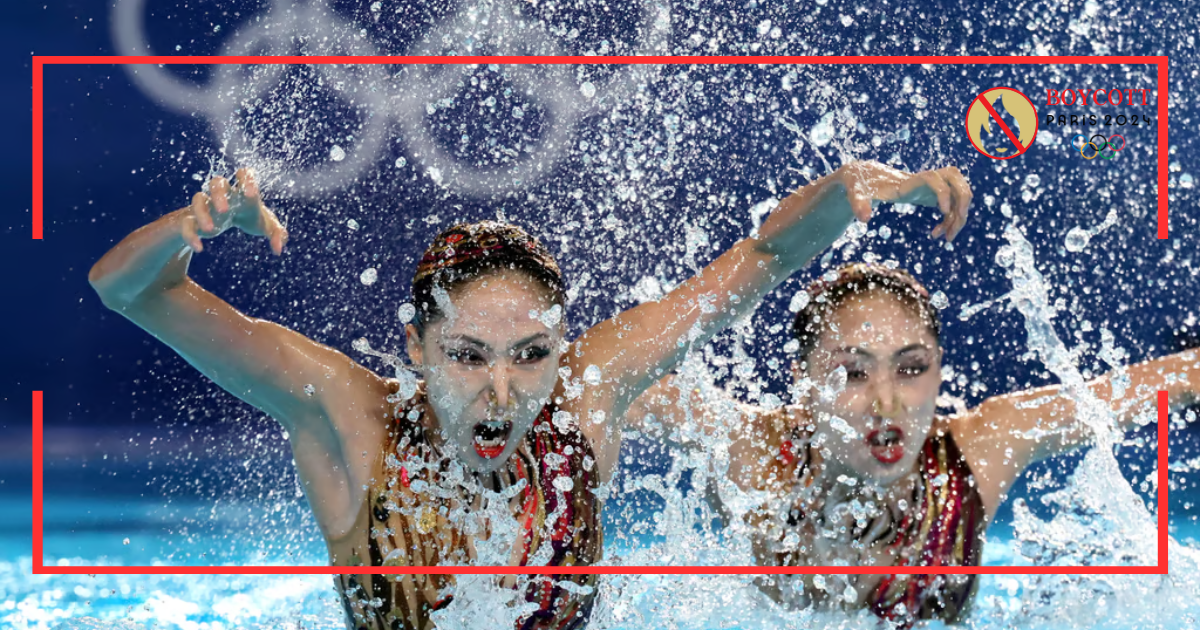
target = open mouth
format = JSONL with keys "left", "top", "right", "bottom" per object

{"left": 865, "top": 425, "right": 905, "bottom": 464}
{"left": 472, "top": 420, "right": 512, "bottom": 460}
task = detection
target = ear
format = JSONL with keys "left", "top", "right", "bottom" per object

{"left": 405, "top": 324, "right": 425, "bottom": 366}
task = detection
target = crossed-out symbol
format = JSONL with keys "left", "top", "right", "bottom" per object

{"left": 112, "top": 0, "right": 671, "bottom": 197}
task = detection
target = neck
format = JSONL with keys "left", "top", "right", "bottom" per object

{"left": 808, "top": 442, "right": 920, "bottom": 505}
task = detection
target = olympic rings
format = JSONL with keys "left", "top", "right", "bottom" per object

{"left": 1070, "top": 133, "right": 1126, "bottom": 160}
{"left": 111, "top": 0, "right": 672, "bottom": 198}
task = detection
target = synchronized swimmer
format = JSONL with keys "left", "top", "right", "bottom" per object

{"left": 94, "top": 160, "right": 1114, "bottom": 629}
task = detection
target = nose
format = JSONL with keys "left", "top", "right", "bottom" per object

{"left": 489, "top": 360, "right": 512, "bottom": 410}
{"left": 871, "top": 374, "right": 902, "bottom": 418}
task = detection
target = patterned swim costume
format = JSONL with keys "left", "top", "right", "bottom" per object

{"left": 333, "top": 383, "right": 601, "bottom": 630}
{"left": 766, "top": 424, "right": 985, "bottom": 627}
{"left": 869, "top": 429, "right": 985, "bottom": 625}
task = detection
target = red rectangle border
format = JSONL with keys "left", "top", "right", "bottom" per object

{"left": 31, "top": 54, "right": 1172, "bottom": 574}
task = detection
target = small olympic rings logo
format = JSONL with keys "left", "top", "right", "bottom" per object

{"left": 111, "top": 0, "right": 672, "bottom": 198}
{"left": 1070, "top": 133, "right": 1125, "bottom": 160}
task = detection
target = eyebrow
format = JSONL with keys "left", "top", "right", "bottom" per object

{"left": 832, "top": 344, "right": 931, "bottom": 359}
{"left": 444, "top": 333, "right": 550, "bottom": 353}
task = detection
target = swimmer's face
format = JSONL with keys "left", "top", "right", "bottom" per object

{"left": 800, "top": 291, "right": 942, "bottom": 486}
{"left": 406, "top": 271, "right": 566, "bottom": 473}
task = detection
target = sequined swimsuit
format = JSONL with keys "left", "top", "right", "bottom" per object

{"left": 332, "top": 384, "right": 601, "bottom": 630}
{"left": 764, "top": 424, "right": 985, "bottom": 627}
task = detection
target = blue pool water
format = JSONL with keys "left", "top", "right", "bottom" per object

{"left": 7, "top": 452, "right": 1200, "bottom": 630}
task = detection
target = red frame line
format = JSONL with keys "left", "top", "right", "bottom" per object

{"left": 31, "top": 55, "right": 1168, "bottom": 240}
{"left": 30, "top": 390, "right": 1169, "bottom": 574}
{"left": 30, "top": 54, "right": 1172, "bottom": 574}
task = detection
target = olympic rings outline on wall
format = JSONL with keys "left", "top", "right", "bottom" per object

{"left": 111, "top": 0, "right": 672, "bottom": 198}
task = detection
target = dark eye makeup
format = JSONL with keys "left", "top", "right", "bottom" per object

{"left": 444, "top": 347, "right": 486, "bottom": 365}
{"left": 517, "top": 346, "right": 551, "bottom": 363}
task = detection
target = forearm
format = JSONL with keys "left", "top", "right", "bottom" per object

{"left": 1106, "top": 349, "right": 1200, "bottom": 433}
{"left": 579, "top": 176, "right": 856, "bottom": 417}
{"left": 1003, "top": 349, "right": 1200, "bottom": 464}
{"left": 620, "top": 176, "right": 853, "bottom": 396}
{"left": 596, "top": 240, "right": 787, "bottom": 410}
{"left": 752, "top": 172, "right": 856, "bottom": 269}
{"left": 89, "top": 208, "right": 195, "bottom": 308}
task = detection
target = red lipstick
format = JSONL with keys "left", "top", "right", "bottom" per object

{"left": 866, "top": 425, "right": 905, "bottom": 464}
{"left": 473, "top": 420, "right": 512, "bottom": 460}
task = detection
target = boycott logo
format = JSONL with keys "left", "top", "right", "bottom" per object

{"left": 965, "top": 87, "right": 1039, "bottom": 160}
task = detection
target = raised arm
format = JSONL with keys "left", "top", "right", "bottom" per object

{"left": 952, "top": 348, "right": 1199, "bottom": 519}
{"left": 89, "top": 169, "right": 391, "bottom": 540}
{"left": 565, "top": 160, "right": 973, "bottom": 476}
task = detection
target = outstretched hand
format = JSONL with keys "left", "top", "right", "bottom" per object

{"left": 181, "top": 167, "right": 289, "bottom": 255}
{"left": 834, "top": 161, "right": 972, "bottom": 242}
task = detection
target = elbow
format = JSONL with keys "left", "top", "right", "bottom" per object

{"left": 88, "top": 263, "right": 119, "bottom": 309}
{"left": 88, "top": 261, "right": 133, "bottom": 311}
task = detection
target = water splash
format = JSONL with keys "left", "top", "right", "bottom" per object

{"left": 989, "top": 220, "right": 1200, "bottom": 625}
{"left": 1064, "top": 208, "right": 1119, "bottom": 253}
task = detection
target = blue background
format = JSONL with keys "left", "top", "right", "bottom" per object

{"left": 3, "top": 0, "right": 1199, "bottom": 562}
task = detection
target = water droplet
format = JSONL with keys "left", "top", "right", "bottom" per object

{"left": 360, "top": 267, "right": 378, "bottom": 285}
{"left": 396, "top": 371, "right": 418, "bottom": 400}
{"left": 394, "top": 157, "right": 407, "bottom": 168}
{"left": 930, "top": 290, "right": 949, "bottom": 310}
{"left": 330, "top": 145, "right": 346, "bottom": 162}
{"left": 1169, "top": 161, "right": 1182, "bottom": 173}
{"left": 631, "top": 276, "right": 664, "bottom": 303}
{"left": 809, "top": 111, "right": 836, "bottom": 147}
{"left": 828, "top": 415, "right": 857, "bottom": 441}
{"left": 538, "top": 304, "right": 563, "bottom": 328}
{"left": 878, "top": 225, "right": 892, "bottom": 240}
{"left": 512, "top": 106, "right": 524, "bottom": 119}
{"left": 789, "top": 291, "right": 811, "bottom": 312}
{"left": 1065, "top": 227, "right": 1090, "bottom": 252}
{"left": 369, "top": 1, "right": 382, "bottom": 12}
{"left": 840, "top": 14, "right": 854, "bottom": 27}
{"left": 304, "top": 384, "right": 315, "bottom": 397}
{"left": 352, "top": 338, "right": 370, "bottom": 353}
{"left": 122, "top": 538, "right": 130, "bottom": 545}
{"left": 583, "top": 365, "right": 603, "bottom": 386}
{"left": 1024, "top": 173, "right": 1041, "bottom": 188}
{"left": 428, "top": 167, "right": 443, "bottom": 185}
{"left": 346, "top": 219, "right": 359, "bottom": 231}
{"left": 580, "top": 82, "right": 596, "bottom": 98}
{"left": 397, "top": 303, "right": 416, "bottom": 324}
{"left": 1181, "top": 173, "right": 1194, "bottom": 189}
{"left": 552, "top": 476, "right": 574, "bottom": 492}
{"left": 843, "top": 584, "right": 858, "bottom": 603}
{"left": 996, "top": 246, "right": 1015, "bottom": 268}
